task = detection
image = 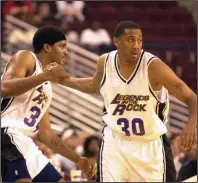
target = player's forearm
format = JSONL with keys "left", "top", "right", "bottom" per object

{"left": 1, "top": 73, "right": 49, "bottom": 98}
{"left": 60, "top": 77, "right": 97, "bottom": 93}
{"left": 38, "top": 130, "right": 80, "bottom": 163}
{"left": 186, "top": 94, "right": 197, "bottom": 124}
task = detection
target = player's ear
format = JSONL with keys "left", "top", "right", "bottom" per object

{"left": 43, "top": 43, "right": 52, "bottom": 53}
{"left": 113, "top": 37, "right": 119, "bottom": 48}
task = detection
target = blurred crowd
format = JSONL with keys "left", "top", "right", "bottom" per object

{"left": 2, "top": 1, "right": 197, "bottom": 181}
{"left": 2, "top": 1, "right": 113, "bottom": 55}
{"left": 169, "top": 133, "right": 197, "bottom": 181}
{"left": 31, "top": 127, "right": 197, "bottom": 182}
{"left": 32, "top": 128, "right": 100, "bottom": 181}
{"left": 2, "top": 1, "right": 197, "bottom": 93}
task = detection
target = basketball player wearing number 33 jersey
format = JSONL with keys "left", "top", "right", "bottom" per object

{"left": 1, "top": 26, "right": 94, "bottom": 182}
{"left": 59, "top": 21, "right": 197, "bottom": 182}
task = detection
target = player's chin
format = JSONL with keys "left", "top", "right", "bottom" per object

{"left": 57, "top": 60, "right": 64, "bottom": 66}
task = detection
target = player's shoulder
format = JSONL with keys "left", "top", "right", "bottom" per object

{"left": 143, "top": 50, "right": 158, "bottom": 60}
{"left": 98, "top": 50, "right": 116, "bottom": 64}
{"left": 97, "top": 53, "right": 109, "bottom": 66}
{"left": 147, "top": 55, "right": 167, "bottom": 75}
{"left": 96, "top": 52, "right": 113, "bottom": 74}
{"left": 143, "top": 50, "right": 163, "bottom": 66}
{"left": 14, "top": 50, "right": 33, "bottom": 57}
{"left": 12, "top": 50, "right": 36, "bottom": 67}
{"left": 12, "top": 50, "right": 35, "bottom": 61}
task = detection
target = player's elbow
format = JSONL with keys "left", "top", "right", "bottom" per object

{"left": 186, "top": 93, "right": 197, "bottom": 105}
{"left": 37, "top": 128, "right": 52, "bottom": 144}
{"left": 1, "top": 84, "right": 11, "bottom": 98}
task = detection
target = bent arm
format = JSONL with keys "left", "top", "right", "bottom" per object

{"left": 1, "top": 50, "right": 50, "bottom": 98}
{"left": 149, "top": 59, "right": 197, "bottom": 124}
{"left": 37, "top": 111, "right": 80, "bottom": 163}
{"left": 59, "top": 54, "right": 107, "bottom": 94}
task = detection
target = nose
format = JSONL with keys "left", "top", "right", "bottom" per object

{"left": 64, "top": 49, "right": 68, "bottom": 56}
{"left": 132, "top": 40, "right": 139, "bottom": 49}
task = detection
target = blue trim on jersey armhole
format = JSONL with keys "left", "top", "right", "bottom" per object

{"left": 102, "top": 106, "right": 107, "bottom": 116}
{"left": 147, "top": 56, "right": 157, "bottom": 66}
{"left": 158, "top": 102, "right": 167, "bottom": 122}
{"left": 97, "top": 125, "right": 107, "bottom": 182}
{"left": 101, "top": 53, "right": 110, "bottom": 88}
{"left": 1, "top": 97, "right": 14, "bottom": 114}
{"left": 149, "top": 85, "right": 168, "bottom": 123}
{"left": 149, "top": 86, "right": 160, "bottom": 102}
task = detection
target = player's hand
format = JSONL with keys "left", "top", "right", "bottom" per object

{"left": 179, "top": 121, "right": 197, "bottom": 150}
{"left": 76, "top": 157, "right": 96, "bottom": 180}
{"left": 87, "top": 158, "right": 97, "bottom": 179}
{"left": 44, "top": 62, "right": 68, "bottom": 83}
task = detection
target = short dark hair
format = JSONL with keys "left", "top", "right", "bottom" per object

{"left": 83, "top": 135, "right": 100, "bottom": 157}
{"left": 33, "top": 25, "right": 66, "bottom": 53}
{"left": 114, "top": 21, "right": 141, "bottom": 38}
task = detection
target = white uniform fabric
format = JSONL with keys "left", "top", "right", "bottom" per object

{"left": 100, "top": 49, "right": 169, "bottom": 141}
{"left": 99, "top": 50, "right": 169, "bottom": 182}
{"left": 100, "top": 126, "right": 166, "bottom": 182}
{"left": 1, "top": 52, "right": 52, "bottom": 136}
{"left": 1, "top": 52, "right": 52, "bottom": 178}
{"left": 3, "top": 127, "right": 49, "bottom": 179}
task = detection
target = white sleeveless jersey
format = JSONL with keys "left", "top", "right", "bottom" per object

{"left": 100, "top": 50, "right": 169, "bottom": 141}
{"left": 1, "top": 52, "right": 52, "bottom": 136}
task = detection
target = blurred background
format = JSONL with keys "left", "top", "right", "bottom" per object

{"left": 1, "top": 1, "right": 197, "bottom": 181}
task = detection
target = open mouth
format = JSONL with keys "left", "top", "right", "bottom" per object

{"left": 62, "top": 57, "right": 66, "bottom": 64}
{"left": 131, "top": 53, "right": 138, "bottom": 56}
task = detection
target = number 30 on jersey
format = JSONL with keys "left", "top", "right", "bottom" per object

{"left": 117, "top": 118, "right": 145, "bottom": 136}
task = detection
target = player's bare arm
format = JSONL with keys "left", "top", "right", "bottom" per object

{"left": 59, "top": 54, "right": 107, "bottom": 94}
{"left": 37, "top": 110, "right": 95, "bottom": 178}
{"left": 1, "top": 50, "right": 67, "bottom": 98}
{"left": 149, "top": 59, "right": 197, "bottom": 149}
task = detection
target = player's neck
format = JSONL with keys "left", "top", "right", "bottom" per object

{"left": 117, "top": 52, "right": 138, "bottom": 67}
{"left": 36, "top": 53, "right": 51, "bottom": 69}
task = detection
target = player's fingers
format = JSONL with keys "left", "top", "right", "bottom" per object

{"left": 189, "top": 133, "right": 196, "bottom": 148}
{"left": 180, "top": 134, "right": 187, "bottom": 149}
{"left": 183, "top": 134, "right": 191, "bottom": 149}
{"left": 50, "top": 62, "right": 58, "bottom": 66}
{"left": 87, "top": 171, "right": 94, "bottom": 180}
{"left": 51, "top": 65, "right": 64, "bottom": 72}
{"left": 192, "top": 136, "right": 197, "bottom": 145}
{"left": 86, "top": 164, "right": 95, "bottom": 179}
{"left": 179, "top": 134, "right": 185, "bottom": 147}
{"left": 187, "top": 134, "right": 194, "bottom": 149}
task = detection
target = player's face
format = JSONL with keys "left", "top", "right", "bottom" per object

{"left": 114, "top": 28, "right": 143, "bottom": 63}
{"left": 50, "top": 40, "right": 68, "bottom": 66}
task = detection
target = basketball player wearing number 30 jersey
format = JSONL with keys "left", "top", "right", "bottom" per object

{"left": 99, "top": 49, "right": 170, "bottom": 182}
{"left": 59, "top": 21, "right": 197, "bottom": 182}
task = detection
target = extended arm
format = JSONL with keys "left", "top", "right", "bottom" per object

{"left": 37, "top": 110, "right": 95, "bottom": 177}
{"left": 1, "top": 51, "right": 48, "bottom": 98}
{"left": 37, "top": 110, "right": 80, "bottom": 162}
{"left": 1, "top": 50, "right": 66, "bottom": 98}
{"left": 149, "top": 59, "right": 197, "bottom": 149}
{"left": 59, "top": 54, "right": 107, "bottom": 94}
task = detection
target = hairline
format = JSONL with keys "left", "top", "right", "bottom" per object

{"left": 115, "top": 27, "right": 142, "bottom": 38}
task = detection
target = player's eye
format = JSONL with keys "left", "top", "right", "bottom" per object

{"left": 128, "top": 39, "right": 134, "bottom": 42}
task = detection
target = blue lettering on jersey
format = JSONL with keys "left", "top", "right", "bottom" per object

{"left": 111, "top": 94, "right": 149, "bottom": 115}
{"left": 117, "top": 118, "right": 145, "bottom": 136}
{"left": 24, "top": 85, "right": 48, "bottom": 127}
{"left": 24, "top": 106, "right": 41, "bottom": 127}
{"left": 32, "top": 86, "right": 48, "bottom": 108}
